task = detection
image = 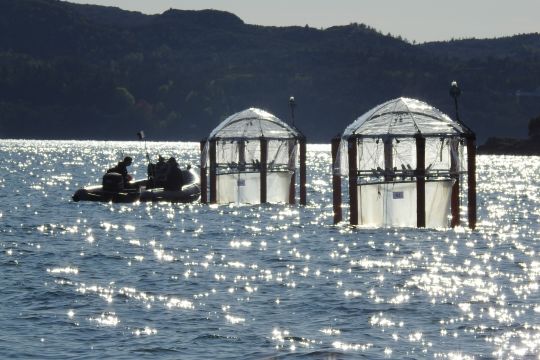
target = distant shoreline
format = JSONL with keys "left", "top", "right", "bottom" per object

{"left": 477, "top": 137, "right": 540, "bottom": 155}
{"left": 1, "top": 137, "right": 539, "bottom": 156}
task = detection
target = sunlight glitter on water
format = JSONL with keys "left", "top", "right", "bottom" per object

{"left": 90, "top": 312, "right": 120, "bottom": 327}
{"left": 1, "top": 140, "right": 540, "bottom": 359}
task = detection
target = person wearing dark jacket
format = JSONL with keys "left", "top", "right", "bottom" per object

{"left": 107, "top": 156, "right": 133, "bottom": 188}
{"left": 164, "top": 157, "right": 183, "bottom": 191}
{"left": 147, "top": 155, "right": 168, "bottom": 188}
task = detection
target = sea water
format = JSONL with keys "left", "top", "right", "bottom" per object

{"left": 0, "top": 139, "right": 539, "bottom": 359}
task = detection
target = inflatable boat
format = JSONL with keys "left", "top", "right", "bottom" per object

{"left": 140, "top": 169, "right": 200, "bottom": 203}
{"left": 72, "top": 169, "right": 200, "bottom": 203}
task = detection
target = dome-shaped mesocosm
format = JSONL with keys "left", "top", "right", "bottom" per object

{"left": 201, "top": 107, "right": 307, "bottom": 205}
{"left": 343, "top": 97, "right": 473, "bottom": 138}
{"left": 208, "top": 108, "right": 303, "bottom": 140}
{"left": 333, "top": 96, "right": 477, "bottom": 229}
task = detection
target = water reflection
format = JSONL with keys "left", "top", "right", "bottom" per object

{"left": 0, "top": 141, "right": 539, "bottom": 358}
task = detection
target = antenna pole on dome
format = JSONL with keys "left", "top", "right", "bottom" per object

{"left": 449, "top": 81, "right": 461, "bottom": 123}
{"left": 289, "top": 96, "right": 296, "bottom": 126}
{"left": 449, "top": 81, "right": 475, "bottom": 136}
{"left": 449, "top": 82, "right": 462, "bottom": 228}
{"left": 449, "top": 80, "right": 476, "bottom": 229}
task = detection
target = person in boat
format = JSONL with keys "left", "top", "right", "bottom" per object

{"left": 107, "top": 156, "right": 133, "bottom": 188}
{"left": 147, "top": 155, "right": 168, "bottom": 188}
{"left": 164, "top": 157, "right": 184, "bottom": 191}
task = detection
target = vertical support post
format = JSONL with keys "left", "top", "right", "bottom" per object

{"left": 260, "top": 138, "right": 268, "bottom": 204}
{"left": 288, "top": 140, "right": 296, "bottom": 205}
{"left": 332, "top": 137, "right": 342, "bottom": 224}
{"left": 200, "top": 140, "right": 207, "bottom": 204}
{"left": 209, "top": 139, "right": 217, "bottom": 204}
{"left": 415, "top": 134, "right": 426, "bottom": 228}
{"left": 348, "top": 137, "right": 358, "bottom": 225}
{"left": 467, "top": 136, "right": 477, "bottom": 230}
{"left": 299, "top": 138, "right": 307, "bottom": 205}
{"left": 238, "top": 140, "right": 246, "bottom": 171}
{"left": 450, "top": 138, "right": 460, "bottom": 227}
{"left": 383, "top": 136, "right": 394, "bottom": 181}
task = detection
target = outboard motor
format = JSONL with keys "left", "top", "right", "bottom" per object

{"left": 102, "top": 172, "right": 124, "bottom": 192}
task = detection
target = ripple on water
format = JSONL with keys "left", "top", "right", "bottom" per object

{"left": 0, "top": 141, "right": 539, "bottom": 358}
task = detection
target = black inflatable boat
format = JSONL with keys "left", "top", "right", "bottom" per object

{"left": 72, "top": 169, "right": 200, "bottom": 203}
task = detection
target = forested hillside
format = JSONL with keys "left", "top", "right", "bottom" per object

{"left": 1, "top": 0, "right": 539, "bottom": 142}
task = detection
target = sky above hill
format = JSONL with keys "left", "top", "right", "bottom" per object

{"left": 62, "top": 0, "right": 539, "bottom": 43}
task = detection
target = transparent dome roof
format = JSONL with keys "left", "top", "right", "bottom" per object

{"left": 208, "top": 108, "right": 303, "bottom": 140}
{"left": 343, "top": 98, "right": 471, "bottom": 138}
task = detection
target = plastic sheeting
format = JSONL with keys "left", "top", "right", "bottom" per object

{"left": 216, "top": 172, "right": 292, "bottom": 204}
{"left": 335, "top": 137, "right": 465, "bottom": 177}
{"left": 335, "top": 98, "right": 468, "bottom": 177}
{"left": 208, "top": 108, "right": 302, "bottom": 140}
{"left": 358, "top": 180, "right": 453, "bottom": 227}
{"left": 334, "top": 97, "right": 472, "bottom": 228}
{"left": 210, "top": 139, "right": 296, "bottom": 173}
{"left": 343, "top": 98, "right": 470, "bottom": 138}
{"left": 202, "top": 108, "right": 303, "bottom": 170}
{"left": 203, "top": 108, "right": 304, "bottom": 204}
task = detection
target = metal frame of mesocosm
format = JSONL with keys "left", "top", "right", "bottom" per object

{"left": 200, "top": 106, "right": 306, "bottom": 205}
{"left": 332, "top": 83, "right": 476, "bottom": 229}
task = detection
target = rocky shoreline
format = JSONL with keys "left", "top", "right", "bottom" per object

{"left": 478, "top": 116, "right": 540, "bottom": 155}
